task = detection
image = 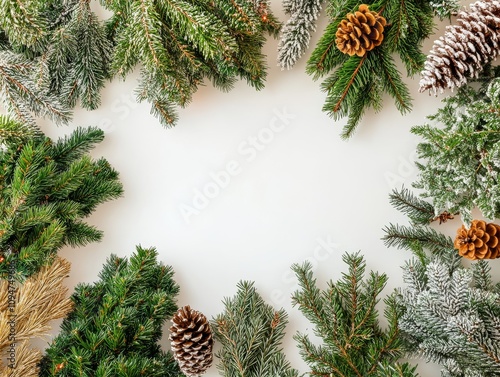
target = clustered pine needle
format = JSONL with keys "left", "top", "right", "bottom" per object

{"left": 0, "top": 257, "right": 72, "bottom": 377}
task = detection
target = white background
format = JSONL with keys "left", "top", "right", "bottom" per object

{"left": 34, "top": 1, "right": 498, "bottom": 376}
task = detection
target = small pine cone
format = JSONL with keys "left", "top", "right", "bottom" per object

{"left": 335, "top": 4, "right": 386, "bottom": 57}
{"left": 454, "top": 220, "right": 500, "bottom": 260}
{"left": 170, "top": 305, "right": 213, "bottom": 377}
{"left": 420, "top": 0, "right": 500, "bottom": 94}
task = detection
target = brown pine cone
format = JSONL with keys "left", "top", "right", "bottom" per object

{"left": 454, "top": 220, "right": 500, "bottom": 260}
{"left": 170, "top": 305, "right": 213, "bottom": 377}
{"left": 335, "top": 4, "right": 386, "bottom": 57}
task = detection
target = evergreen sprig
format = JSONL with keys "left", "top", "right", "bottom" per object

{"left": 288, "top": 0, "right": 434, "bottom": 138}
{"left": 39, "top": 246, "right": 182, "bottom": 377}
{"left": 384, "top": 187, "right": 500, "bottom": 376}
{"left": 412, "top": 75, "right": 500, "bottom": 225}
{"left": 212, "top": 280, "right": 298, "bottom": 377}
{"left": 0, "top": 1, "right": 280, "bottom": 128}
{"left": 0, "top": 117, "right": 123, "bottom": 279}
{"left": 429, "top": 0, "right": 460, "bottom": 19}
{"left": 277, "top": 0, "right": 325, "bottom": 70}
{"left": 0, "top": 0, "right": 112, "bottom": 125}
{"left": 383, "top": 187, "right": 456, "bottom": 260}
{"left": 292, "top": 252, "right": 417, "bottom": 377}
{"left": 398, "top": 255, "right": 500, "bottom": 376}
{"left": 104, "top": 0, "right": 281, "bottom": 127}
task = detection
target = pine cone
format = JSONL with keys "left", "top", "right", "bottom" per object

{"left": 170, "top": 305, "right": 213, "bottom": 377}
{"left": 335, "top": 4, "right": 386, "bottom": 57}
{"left": 454, "top": 220, "right": 500, "bottom": 260}
{"left": 420, "top": 0, "right": 500, "bottom": 94}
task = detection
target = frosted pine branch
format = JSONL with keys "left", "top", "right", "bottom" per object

{"left": 277, "top": 0, "right": 324, "bottom": 70}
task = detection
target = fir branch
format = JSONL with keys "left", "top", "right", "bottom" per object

{"left": 105, "top": 0, "right": 281, "bottom": 127}
{"left": 398, "top": 256, "right": 500, "bottom": 376}
{"left": 382, "top": 223, "right": 455, "bottom": 257}
{"left": 0, "top": 51, "right": 71, "bottom": 126}
{"left": 292, "top": 252, "right": 417, "bottom": 377}
{"left": 212, "top": 281, "right": 298, "bottom": 377}
{"left": 0, "top": 119, "right": 123, "bottom": 279}
{"left": 39, "top": 246, "right": 181, "bottom": 377}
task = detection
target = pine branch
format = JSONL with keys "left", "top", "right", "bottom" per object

{"left": 398, "top": 256, "right": 500, "bottom": 376}
{"left": 389, "top": 187, "right": 435, "bottom": 226}
{"left": 412, "top": 76, "right": 500, "bottom": 224}
{"left": 292, "top": 252, "right": 417, "bottom": 376}
{"left": 382, "top": 223, "right": 455, "bottom": 257}
{"left": 289, "top": 0, "right": 435, "bottom": 138}
{"left": 212, "top": 281, "right": 298, "bottom": 377}
{"left": 0, "top": 51, "right": 71, "bottom": 126}
{"left": 105, "top": 0, "right": 281, "bottom": 127}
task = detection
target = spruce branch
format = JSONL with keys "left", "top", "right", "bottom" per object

{"left": 212, "top": 280, "right": 298, "bottom": 377}
{"left": 39, "top": 246, "right": 182, "bottom": 377}
{"left": 388, "top": 187, "right": 436, "bottom": 226}
{"left": 292, "top": 252, "right": 417, "bottom": 377}
{"left": 0, "top": 118, "right": 123, "bottom": 279}
{"left": 104, "top": 0, "right": 281, "bottom": 127}
{"left": 0, "top": 257, "right": 72, "bottom": 377}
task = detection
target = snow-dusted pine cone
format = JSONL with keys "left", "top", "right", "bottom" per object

{"left": 335, "top": 4, "right": 386, "bottom": 57}
{"left": 454, "top": 220, "right": 500, "bottom": 260}
{"left": 170, "top": 305, "right": 213, "bottom": 377}
{"left": 420, "top": 0, "right": 500, "bottom": 94}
